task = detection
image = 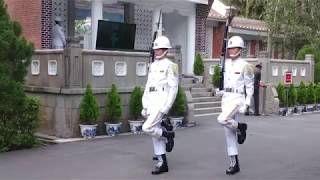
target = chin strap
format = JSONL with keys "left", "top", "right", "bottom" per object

{"left": 229, "top": 49, "right": 242, "bottom": 58}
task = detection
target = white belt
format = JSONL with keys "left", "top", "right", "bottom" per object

{"left": 224, "top": 88, "right": 244, "bottom": 94}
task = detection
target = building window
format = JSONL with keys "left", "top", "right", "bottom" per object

{"left": 136, "top": 62, "right": 147, "bottom": 76}
{"left": 282, "top": 66, "right": 288, "bottom": 76}
{"left": 292, "top": 66, "right": 297, "bottom": 76}
{"left": 103, "top": 3, "right": 124, "bottom": 22}
{"left": 31, "top": 60, "right": 40, "bottom": 75}
{"left": 272, "top": 66, "right": 278, "bottom": 76}
{"left": 92, "top": 60, "right": 104, "bottom": 76}
{"left": 300, "top": 67, "right": 306, "bottom": 77}
{"left": 115, "top": 61, "right": 127, "bottom": 76}
{"left": 48, "top": 60, "right": 58, "bottom": 76}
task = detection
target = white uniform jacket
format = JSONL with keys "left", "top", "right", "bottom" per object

{"left": 142, "top": 58, "right": 179, "bottom": 115}
{"left": 222, "top": 58, "right": 254, "bottom": 113}
{"left": 52, "top": 24, "right": 66, "bottom": 49}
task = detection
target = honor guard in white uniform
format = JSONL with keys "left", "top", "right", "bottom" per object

{"left": 52, "top": 17, "right": 66, "bottom": 49}
{"left": 216, "top": 36, "right": 254, "bottom": 175}
{"left": 141, "top": 35, "right": 179, "bottom": 175}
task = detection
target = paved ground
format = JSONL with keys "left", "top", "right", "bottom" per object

{"left": 1, "top": 113, "right": 320, "bottom": 180}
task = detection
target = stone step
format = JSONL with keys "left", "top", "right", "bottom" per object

{"left": 194, "top": 101, "right": 221, "bottom": 109}
{"left": 192, "top": 96, "right": 221, "bottom": 103}
{"left": 181, "top": 77, "right": 194, "bottom": 84}
{"left": 191, "top": 87, "right": 212, "bottom": 93}
{"left": 194, "top": 112, "right": 220, "bottom": 117}
{"left": 194, "top": 107, "right": 222, "bottom": 115}
{"left": 182, "top": 83, "right": 205, "bottom": 90}
{"left": 191, "top": 92, "right": 213, "bottom": 98}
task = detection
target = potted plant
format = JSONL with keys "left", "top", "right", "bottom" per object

{"left": 212, "top": 64, "right": 221, "bottom": 88}
{"left": 128, "top": 86, "right": 144, "bottom": 134}
{"left": 105, "top": 84, "right": 122, "bottom": 136}
{"left": 315, "top": 83, "right": 320, "bottom": 111}
{"left": 193, "top": 53, "right": 204, "bottom": 83}
{"left": 79, "top": 84, "right": 100, "bottom": 138}
{"left": 288, "top": 84, "right": 297, "bottom": 115}
{"left": 276, "top": 83, "right": 287, "bottom": 116}
{"left": 169, "top": 86, "right": 187, "bottom": 129}
{"left": 306, "top": 83, "right": 316, "bottom": 112}
{"left": 297, "top": 81, "right": 307, "bottom": 113}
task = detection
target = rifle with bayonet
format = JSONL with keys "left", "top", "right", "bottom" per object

{"left": 150, "top": 9, "right": 163, "bottom": 64}
{"left": 219, "top": 6, "right": 235, "bottom": 90}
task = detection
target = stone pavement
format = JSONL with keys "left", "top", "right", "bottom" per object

{"left": 1, "top": 113, "right": 320, "bottom": 180}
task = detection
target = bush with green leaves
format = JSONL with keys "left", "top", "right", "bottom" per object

{"left": 193, "top": 53, "right": 204, "bottom": 76}
{"left": 315, "top": 83, "right": 320, "bottom": 103}
{"left": 169, "top": 86, "right": 187, "bottom": 117}
{"left": 276, "top": 83, "right": 286, "bottom": 107}
{"left": 79, "top": 84, "right": 100, "bottom": 125}
{"left": 288, "top": 84, "right": 297, "bottom": 107}
{"left": 296, "top": 44, "right": 320, "bottom": 63}
{"left": 212, "top": 64, "right": 221, "bottom": 88}
{"left": 297, "top": 81, "right": 307, "bottom": 105}
{"left": 129, "top": 86, "right": 143, "bottom": 120}
{"left": 306, "top": 83, "right": 316, "bottom": 104}
{"left": 315, "top": 62, "right": 320, "bottom": 83}
{"left": 0, "top": 0, "right": 38, "bottom": 152}
{"left": 106, "top": 84, "right": 122, "bottom": 123}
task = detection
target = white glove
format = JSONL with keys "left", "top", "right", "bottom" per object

{"left": 141, "top": 108, "right": 148, "bottom": 119}
{"left": 215, "top": 88, "right": 224, "bottom": 97}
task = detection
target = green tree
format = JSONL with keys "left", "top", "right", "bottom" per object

{"left": 288, "top": 84, "right": 297, "bottom": 107}
{"left": 129, "top": 86, "right": 143, "bottom": 120}
{"left": 306, "top": 83, "right": 316, "bottom": 104}
{"left": 315, "top": 62, "right": 320, "bottom": 83}
{"left": 315, "top": 83, "right": 320, "bottom": 103}
{"left": 276, "top": 83, "right": 286, "bottom": 107}
{"left": 297, "top": 81, "right": 307, "bottom": 105}
{"left": 169, "top": 86, "right": 187, "bottom": 117}
{"left": 79, "top": 84, "right": 100, "bottom": 125}
{"left": 212, "top": 64, "right": 221, "bottom": 88}
{"left": 105, "top": 84, "right": 122, "bottom": 123}
{"left": 296, "top": 45, "right": 320, "bottom": 63}
{"left": 0, "top": 0, "right": 38, "bottom": 152}
{"left": 222, "top": 0, "right": 267, "bottom": 20}
{"left": 193, "top": 53, "right": 204, "bottom": 76}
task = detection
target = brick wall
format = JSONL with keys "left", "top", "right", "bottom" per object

{"left": 41, "top": 0, "right": 52, "bottom": 49}
{"left": 195, "top": 0, "right": 214, "bottom": 56}
{"left": 212, "top": 23, "right": 224, "bottom": 58}
{"left": 5, "top": 0, "right": 42, "bottom": 48}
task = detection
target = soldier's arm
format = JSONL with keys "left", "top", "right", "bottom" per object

{"left": 160, "top": 63, "right": 179, "bottom": 114}
{"left": 243, "top": 64, "right": 255, "bottom": 106}
{"left": 142, "top": 64, "right": 151, "bottom": 109}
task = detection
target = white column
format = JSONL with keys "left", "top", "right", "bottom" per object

{"left": 152, "top": 7, "right": 163, "bottom": 37}
{"left": 186, "top": 13, "right": 196, "bottom": 75}
{"left": 91, "top": 0, "right": 103, "bottom": 49}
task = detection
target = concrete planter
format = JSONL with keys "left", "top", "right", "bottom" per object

{"left": 105, "top": 122, "right": 122, "bottom": 136}
{"left": 128, "top": 120, "right": 144, "bottom": 134}
{"left": 79, "top": 124, "right": 98, "bottom": 139}
{"left": 169, "top": 116, "right": 184, "bottom": 130}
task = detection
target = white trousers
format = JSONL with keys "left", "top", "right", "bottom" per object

{"left": 223, "top": 114, "right": 239, "bottom": 156}
{"left": 142, "top": 108, "right": 166, "bottom": 156}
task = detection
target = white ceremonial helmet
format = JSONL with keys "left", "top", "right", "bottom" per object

{"left": 153, "top": 35, "right": 172, "bottom": 50}
{"left": 227, "top": 36, "right": 245, "bottom": 49}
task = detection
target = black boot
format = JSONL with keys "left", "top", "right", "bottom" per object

{"left": 226, "top": 155, "right": 240, "bottom": 175}
{"left": 152, "top": 154, "right": 169, "bottom": 175}
{"left": 237, "top": 123, "right": 247, "bottom": 144}
{"left": 162, "top": 131, "right": 175, "bottom": 152}
{"left": 161, "top": 118, "right": 173, "bottom": 131}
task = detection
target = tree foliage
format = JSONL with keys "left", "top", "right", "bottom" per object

{"left": 297, "top": 81, "right": 307, "bottom": 105}
{"left": 105, "top": 84, "right": 122, "bottom": 123}
{"left": 79, "top": 84, "right": 100, "bottom": 124}
{"left": 129, "top": 86, "right": 143, "bottom": 120}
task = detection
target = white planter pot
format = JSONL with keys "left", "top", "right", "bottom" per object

{"left": 105, "top": 122, "right": 122, "bottom": 136}
{"left": 296, "top": 105, "right": 305, "bottom": 113}
{"left": 306, "top": 104, "right": 315, "bottom": 112}
{"left": 169, "top": 116, "right": 184, "bottom": 130}
{"left": 194, "top": 76, "right": 203, "bottom": 83}
{"left": 128, "top": 120, "right": 144, "bottom": 134}
{"left": 287, "top": 107, "right": 294, "bottom": 115}
{"left": 316, "top": 104, "right": 320, "bottom": 111}
{"left": 279, "top": 107, "right": 287, "bottom": 116}
{"left": 79, "top": 124, "right": 98, "bottom": 139}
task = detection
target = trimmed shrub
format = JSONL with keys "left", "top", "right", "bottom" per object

{"left": 105, "top": 84, "right": 122, "bottom": 123}
{"left": 297, "top": 81, "right": 307, "bottom": 105}
{"left": 129, "top": 86, "right": 143, "bottom": 120}
{"left": 315, "top": 62, "right": 320, "bottom": 83}
{"left": 212, "top": 64, "right": 221, "bottom": 88}
{"left": 306, "top": 83, "right": 316, "bottom": 104}
{"left": 315, "top": 83, "right": 320, "bottom": 103}
{"left": 169, "top": 86, "right": 187, "bottom": 117}
{"left": 193, "top": 53, "right": 204, "bottom": 76}
{"left": 276, "top": 83, "right": 286, "bottom": 107}
{"left": 79, "top": 84, "right": 100, "bottom": 125}
{"left": 288, "top": 84, "right": 297, "bottom": 107}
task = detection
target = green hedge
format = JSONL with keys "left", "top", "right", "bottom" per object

{"left": 277, "top": 83, "right": 286, "bottom": 107}
{"left": 297, "top": 81, "right": 307, "bottom": 105}
{"left": 288, "top": 84, "right": 298, "bottom": 107}
{"left": 306, "top": 83, "right": 316, "bottom": 104}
